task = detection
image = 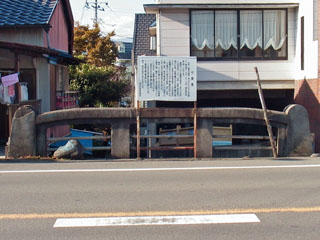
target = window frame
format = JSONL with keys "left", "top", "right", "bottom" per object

{"left": 189, "top": 8, "right": 288, "bottom": 61}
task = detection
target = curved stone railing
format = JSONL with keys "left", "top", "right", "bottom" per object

{"left": 7, "top": 105, "right": 312, "bottom": 159}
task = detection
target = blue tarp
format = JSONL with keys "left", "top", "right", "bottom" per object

{"left": 49, "top": 129, "right": 94, "bottom": 155}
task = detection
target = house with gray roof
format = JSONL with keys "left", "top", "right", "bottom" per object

{"left": 132, "top": 14, "right": 157, "bottom": 64}
{"left": 0, "top": 0, "right": 77, "bottom": 144}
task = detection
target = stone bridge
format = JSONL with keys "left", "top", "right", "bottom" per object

{"left": 7, "top": 104, "right": 313, "bottom": 159}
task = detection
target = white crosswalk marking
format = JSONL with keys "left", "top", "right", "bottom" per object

{"left": 53, "top": 214, "right": 260, "bottom": 228}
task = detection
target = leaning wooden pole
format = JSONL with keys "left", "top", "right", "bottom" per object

{"left": 255, "top": 67, "right": 277, "bottom": 158}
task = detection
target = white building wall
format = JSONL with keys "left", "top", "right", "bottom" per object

{"left": 36, "top": 58, "right": 51, "bottom": 113}
{"left": 160, "top": 9, "right": 190, "bottom": 56}
{"left": 158, "top": 1, "right": 318, "bottom": 90}
{"left": 297, "top": 0, "right": 318, "bottom": 80}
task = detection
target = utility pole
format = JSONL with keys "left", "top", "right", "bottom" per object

{"left": 94, "top": 0, "right": 98, "bottom": 25}
{"left": 84, "top": 0, "right": 109, "bottom": 25}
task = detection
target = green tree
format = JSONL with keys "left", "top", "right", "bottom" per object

{"left": 70, "top": 64, "right": 128, "bottom": 107}
{"left": 70, "top": 23, "right": 129, "bottom": 107}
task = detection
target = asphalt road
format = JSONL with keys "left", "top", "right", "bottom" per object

{"left": 1, "top": 158, "right": 320, "bottom": 239}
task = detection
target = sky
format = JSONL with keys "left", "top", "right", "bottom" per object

{"left": 69, "top": 0, "right": 155, "bottom": 40}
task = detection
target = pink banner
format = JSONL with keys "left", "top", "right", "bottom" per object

{"left": 1, "top": 73, "right": 19, "bottom": 87}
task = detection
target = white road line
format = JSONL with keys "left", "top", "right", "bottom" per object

{"left": 53, "top": 214, "right": 260, "bottom": 228}
{"left": 1, "top": 164, "right": 320, "bottom": 174}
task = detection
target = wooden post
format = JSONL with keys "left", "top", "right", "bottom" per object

{"left": 193, "top": 101, "right": 197, "bottom": 159}
{"left": 148, "top": 135, "right": 152, "bottom": 159}
{"left": 136, "top": 101, "right": 141, "bottom": 159}
{"left": 255, "top": 67, "right": 277, "bottom": 158}
{"left": 14, "top": 53, "right": 21, "bottom": 103}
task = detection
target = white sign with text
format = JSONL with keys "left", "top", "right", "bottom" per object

{"left": 137, "top": 56, "right": 197, "bottom": 101}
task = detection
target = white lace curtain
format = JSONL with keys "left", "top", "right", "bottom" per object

{"left": 191, "top": 10, "right": 286, "bottom": 51}
{"left": 240, "top": 10, "right": 262, "bottom": 50}
{"left": 264, "top": 10, "right": 287, "bottom": 50}
{"left": 191, "top": 11, "right": 214, "bottom": 50}
{"left": 215, "top": 11, "right": 237, "bottom": 50}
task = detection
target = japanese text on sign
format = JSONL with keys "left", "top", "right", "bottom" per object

{"left": 137, "top": 56, "right": 197, "bottom": 101}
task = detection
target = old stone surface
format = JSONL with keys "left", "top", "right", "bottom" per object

{"left": 285, "top": 104, "right": 313, "bottom": 157}
{"left": 53, "top": 140, "right": 84, "bottom": 159}
{"left": 7, "top": 106, "right": 36, "bottom": 158}
{"left": 311, "top": 153, "right": 320, "bottom": 158}
{"left": 197, "top": 119, "right": 213, "bottom": 158}
{"left": 111, "top": 120, "right": 130, "bottom": 159}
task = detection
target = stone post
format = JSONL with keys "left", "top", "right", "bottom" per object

{"left": 285, "top": 104, "right": 313, "bottom": 156}
{"left": 111, "top": 120, "right": 131, "bottom": 159}
{"left": 7, "top": 106, "right": 36, "bottom": 158}
{"left": 277, "top": 127, "right": 287, "bottom": 157}
{"left": 36, "top": 125, "right": 47, "bottom": 157}
{"left": 196, "top": 118, "right": 213, "bottom": 158}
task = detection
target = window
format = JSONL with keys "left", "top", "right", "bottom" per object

{"left": 150, "top": 36, "right": 157, "bottom": 50}
{"left": 118, "top": 44, "right": 125, "bottom": 53}
{"left": 190, "top": 9, "right": 287, "bottom": 60}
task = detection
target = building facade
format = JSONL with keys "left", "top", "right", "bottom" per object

{"left": 0, "top": 0, "right": 77, "bottom": 143}
{"left": 141, "top": 0, "right": 320, "bottom": 152}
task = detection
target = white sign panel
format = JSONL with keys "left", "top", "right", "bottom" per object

{"left": 137, "top": 56, "right": 197, "bottom": 101}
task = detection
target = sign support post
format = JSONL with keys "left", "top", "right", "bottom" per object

{"left": 136, "top": 101, "right": 141, "bottom": 159}
{"left": 136, "top": 56, "right": 197, "bottom": 160}
{"left": 193, "top": 101, "right": 197, "bottom": 159}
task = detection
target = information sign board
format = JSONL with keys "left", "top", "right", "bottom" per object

{"left": 136, "top": 56, "right": 197, "bottom": 101}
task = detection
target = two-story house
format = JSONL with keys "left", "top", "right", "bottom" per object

{"left": 142, "top": 0, "right": 320, "bottom": 152}
{"left": 0, "top": 0, "right": 78, "bottom": 144}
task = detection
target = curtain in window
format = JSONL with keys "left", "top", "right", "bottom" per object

{"left": 240, "top": 10, "right": 262, "bottom": 50}
{"left": 191, "top": 11, "right": 214, "bottom": 50}
{"left": 264, "top": 10, "right": 286, "bottom": 50}
{"left": 215, "top": 11, "right": 237, "bottom": 50}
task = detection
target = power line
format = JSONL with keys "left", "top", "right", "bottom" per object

{"left": 84, "top": 0, "right": 109, "bottom": 25}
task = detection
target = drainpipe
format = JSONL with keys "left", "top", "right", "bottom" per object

{"left": 44, "top": 27, "right": 51, "bottom": 49}
{"left": 156, "top": 10, "right": 161, "bottom": 56}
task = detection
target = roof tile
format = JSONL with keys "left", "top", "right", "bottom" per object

{"left": 0, "top": 0, "right": 57, "bottom": 27}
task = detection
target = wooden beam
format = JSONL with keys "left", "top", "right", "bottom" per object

{"left": 255, "top": 67, "right": 277, "bottom": 158}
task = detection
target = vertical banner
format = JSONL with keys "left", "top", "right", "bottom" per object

{"left": 137, "top": 56, "right": 197, "bottom": 102}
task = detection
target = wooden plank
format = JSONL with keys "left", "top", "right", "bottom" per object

{"left": 138, "top": 146, "right": 194, "bottom": 151}
{"left": 213, "top": 135, "right": 276, "bottom": 140}
{"left": 132, "top": 135, "right": 193, "bottom": 139}
{"left": 48, "top": 136, "right": 111, "bottom": 142}
{"left": 255, "top": 67, "right": 277, "bottom": 158}
{"left": 214, "top": 146, "right": 272, "bottom": 150}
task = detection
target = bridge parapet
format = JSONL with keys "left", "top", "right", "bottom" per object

{"left": 6, "top": 105, "right": 313, "bottom": 159}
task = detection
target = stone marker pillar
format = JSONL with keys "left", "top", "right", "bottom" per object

{"left": 111, "top": 120, "right": 130, "bottom": 159}
{"left": 7, "top": 106, "right": 36, "bottom": 158}
{"left": 285, "top": 104, "right": 313, "bottom": 156}
{"left": 277, "top": 127, "right": 287, "bottom": 157}
{"left": 196, "top": 118, "right": 213, "bottom": 158}
{"left": 36, "top": 125, "right": 47, "bottom": 157}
